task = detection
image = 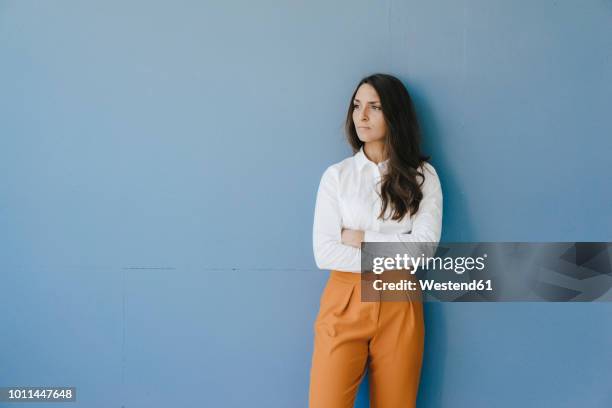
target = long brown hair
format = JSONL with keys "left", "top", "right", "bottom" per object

{"left": 345, "top": 73, "right": 431, "bottom": 221}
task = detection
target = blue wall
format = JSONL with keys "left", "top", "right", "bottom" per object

{"left": 1, "top": 1, "right": 610, "bottom": 407}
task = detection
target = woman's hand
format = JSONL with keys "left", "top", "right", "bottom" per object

{"left": 341, "top": 228, "right": 365, "bottom": 248}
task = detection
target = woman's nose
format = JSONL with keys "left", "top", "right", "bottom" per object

{"left": 359, "top": 108, "right": 368, "bottom": 121}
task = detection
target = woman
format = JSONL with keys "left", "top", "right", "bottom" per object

{"left": 309, "top": 73, "right": 443, "bottom": 408}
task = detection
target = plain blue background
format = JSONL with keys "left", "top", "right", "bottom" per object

{"left": 1, "top": 1, "right": 611, "bottom": 407}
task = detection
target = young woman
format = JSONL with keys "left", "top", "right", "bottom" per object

{"left": 309, "top": 73, "right": 443, "bottom": 408}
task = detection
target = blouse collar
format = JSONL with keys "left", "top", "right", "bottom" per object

{"left": 354, "top": 145, "right": 389, "bottom": 171}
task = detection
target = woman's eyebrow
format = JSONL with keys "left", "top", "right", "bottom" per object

{"left": 353, "top": 99, "right": 381, "bottom": 104}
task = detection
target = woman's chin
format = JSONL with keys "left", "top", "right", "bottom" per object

{"left": 358, "top": 134, "right": 384, "bottom": 143}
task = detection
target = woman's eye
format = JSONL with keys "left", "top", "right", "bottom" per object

{"left": 353, "top": 105, "right": 380, "bottom": 111}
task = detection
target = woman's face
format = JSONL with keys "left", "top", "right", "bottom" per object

{"left": 352, "top": 83, "right": 387, "bottom": 143}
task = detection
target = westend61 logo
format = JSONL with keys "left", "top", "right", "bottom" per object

{"left": 372, "top": 253, "right": 488, "bottom": 275}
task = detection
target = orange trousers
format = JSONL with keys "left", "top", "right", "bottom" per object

{"left": 308, "top": 270, "right": 425, "bottom": 408}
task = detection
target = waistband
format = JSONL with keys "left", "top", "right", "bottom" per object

{"left": 330, "top": 269, "right": 419, "bottom": 284}
{"left": 330, "top": 270, "right": 378, "bottom": 284}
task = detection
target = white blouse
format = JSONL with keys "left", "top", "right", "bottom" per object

{"left": 312, "top": 146, "right": 443, "bottom": 273}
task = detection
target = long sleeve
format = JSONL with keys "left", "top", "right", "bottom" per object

{"left": 364, "top": 163, "right": 443, "bottom": 253}
{"left": 312, "top": 166, "right": 363, "bottom": 273}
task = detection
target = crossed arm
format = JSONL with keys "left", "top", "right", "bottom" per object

{"left": 312, "top": 164, "right": 443, "bottom": 273}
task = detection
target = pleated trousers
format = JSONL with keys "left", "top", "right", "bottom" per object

{"left": 309, "top": 270, "right": 424, "bottom": 408}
